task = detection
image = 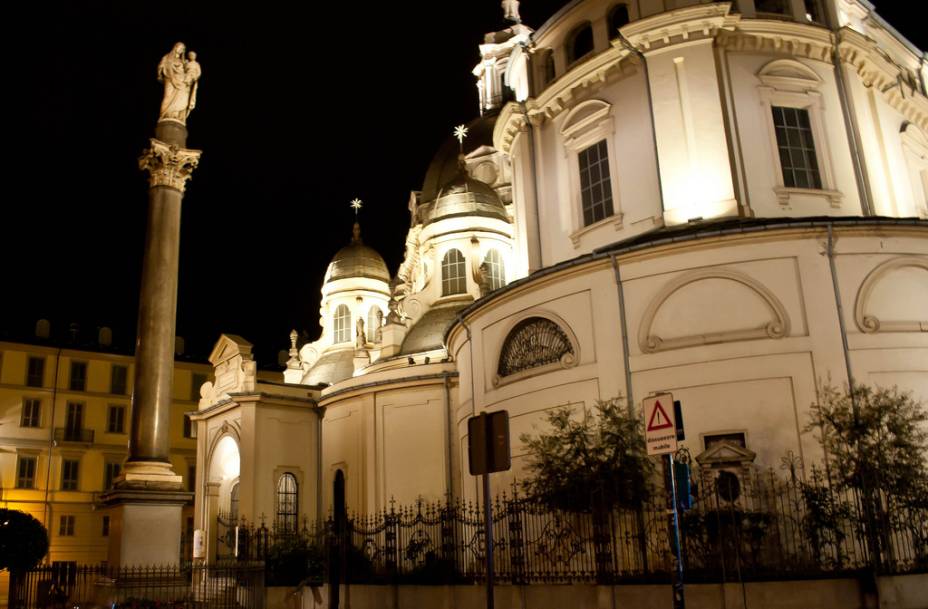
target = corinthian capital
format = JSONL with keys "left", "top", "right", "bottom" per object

{"left": 138, "top": 138, "right": 202, "bottom": 192}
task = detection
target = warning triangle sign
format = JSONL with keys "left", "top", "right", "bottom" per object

{"left": 647, "top": 400, "right": 674, "bottom": 431}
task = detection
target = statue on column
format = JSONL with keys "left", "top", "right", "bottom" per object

{"left": 375, "top": 309, "right": 384, "bottom": 343}
{"left": 158, "top": 42, "right": 202, "bottom": 123}
{"left": 502, "top": 0, "right": 521, "bottom": 23}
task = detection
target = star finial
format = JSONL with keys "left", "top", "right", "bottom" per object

{"left": 350, "top": 198, "right": 363, "bottom": 217}
{"left": 453, "top": 124, "right": 468, "bottom": 154}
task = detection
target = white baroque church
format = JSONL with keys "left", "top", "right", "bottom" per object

{"left": 190, "top": 0, "right": 927, "bottom": 559}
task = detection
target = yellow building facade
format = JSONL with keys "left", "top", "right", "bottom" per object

{"left": 0, "top": 338, "right": 210, "bottom": 572}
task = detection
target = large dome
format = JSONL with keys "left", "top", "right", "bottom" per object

{"left": 419, "top": 165, "right": 510, "bottom": 226}
{"left": 324, "top": 223, "right": 390, "bottom": 283}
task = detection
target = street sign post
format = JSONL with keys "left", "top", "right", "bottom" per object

{"left": 644, "top": 393, "right": 677, "bottom": 456}
{"left": 643, "top": 393, "right": 685, "bottom": 609}
{"left": 468, "top": 411, "right": 511, "bottom": 609}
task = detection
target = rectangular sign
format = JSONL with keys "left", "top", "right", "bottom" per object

{"left": 643, "top": 393, "right": 677, "bottom": 456}
{"left": 468, "top": 410, "right": 511, "bottom": 475}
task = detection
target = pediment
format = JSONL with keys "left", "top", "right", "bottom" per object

{"left": 696, "top": 441, "right": 756, "bottom": 466}
{"left": 757, "top": 58, "right": 821, "bottom": 91}
{"left": 561, "top": 99, "right": 612, "bottom": 138}
{"left": 209, "top": 334, "right": 254, "bottom": 366}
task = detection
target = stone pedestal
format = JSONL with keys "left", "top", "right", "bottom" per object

{"left": 378, "top": 323, "right": 408, "bottom": 358}
{"left": 102, "top": 489, "right": 193, "bottom": 567}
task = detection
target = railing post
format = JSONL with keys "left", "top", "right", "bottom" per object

{"left": 385, "top": 500, "right": 399, "bottom": 576}
{"left": 507, "top": 495, "right": 527, "bottom": 585}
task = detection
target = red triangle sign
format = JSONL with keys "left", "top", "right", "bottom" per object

{"left": 647, "top": 400, "right": 674, "bottom": 431}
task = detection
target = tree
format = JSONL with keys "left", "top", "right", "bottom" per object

{"left": 807, "top": 383, "right": 928, "bottom": 504}
{"left": 519, "top": 396, "right": 653, "bottom": 513}
{"left": 806, "top": 383, "right": 928, "bottom": 567}
{"left": 0, "top": 509, "right": 49, "bottom": 573}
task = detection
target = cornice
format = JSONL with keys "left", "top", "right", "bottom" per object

{"left": 621, "top": 2, "right": 739, "bottom": 54}
{"left": 838, "top": 28, "right": 928, "bottom": 131}
{"left": 494, "top": 48, "right": 639, "bottom": 154}
{"left": 717, "top": 20, "right": 834, "bottom": 63}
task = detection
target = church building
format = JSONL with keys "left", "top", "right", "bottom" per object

{"left": 189, "top": 0, "right": 928, "bottom": 561}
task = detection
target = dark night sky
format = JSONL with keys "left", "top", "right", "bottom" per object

{"left": 3, "top": 1, "right": 925, "bottom": 366}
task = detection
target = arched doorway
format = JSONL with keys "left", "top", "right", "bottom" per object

{"left": 207, "top": 435, "right": 241, "bottom": 561}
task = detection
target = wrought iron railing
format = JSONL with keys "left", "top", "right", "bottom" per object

{"left": 224, "top": 460, "right": 927, "bottom": 585}
{"left": 10, "top": 562, "right": 265, "bottom": 609}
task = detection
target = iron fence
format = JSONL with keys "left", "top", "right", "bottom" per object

{"left": 223, "top": 458, "right": 927, "bottom": 585}
{"left": 9, "top": 562, "right": 265, "bottom": 609}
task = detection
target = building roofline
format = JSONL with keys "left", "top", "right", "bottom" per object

{"left": 443, "top": 215, "right": 928, "bottom": 345}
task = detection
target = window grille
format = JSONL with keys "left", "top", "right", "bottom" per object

{"left": 578, "top": 140, "right": 614, "bottom": 226}
{"left": 442, "top": 249, "right": 467, "bottom": 296}
{"left": 772, "top": 106, "right": 822, "bottom": 189}
{"left": 497, "top": 317, "right": 574, "bottom": 377}
{"left": 276, "top": 473, "right": 299, "bottom": 531}
{"left": 333, "top": 305, "right": 351, "bottom": 343}
{"left": 483, "top": 250, "right": 505, "bottom": 291}
{"left": 21, "top": 398, "right": 41, "bottom": 427}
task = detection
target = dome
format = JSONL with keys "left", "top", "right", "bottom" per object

{"left": 419, "top": 164, "right": 510, "bottom": 226}
{"left": 420, "top": 115, "right": 497, "bottom": 203}
{"left": 325, "top": 223, "right": 390, "bottom": 283}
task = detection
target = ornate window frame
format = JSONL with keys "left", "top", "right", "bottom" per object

{"left": 756, "top": 59, "right": 842, "bottom": 208}
{"left": 493, "top": 311, "right": 580, "bottom": 387}
{"left": 275, "top": 471, "right": 300, "bottom": 532}
{"left": 560, "top": 99, "right": 624, "bottom": 248}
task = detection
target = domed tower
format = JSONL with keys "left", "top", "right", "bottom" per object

{"left": 291, "top": 221, "right": 391, "bottom": 386}
{"left": 398, "top": 158, "right": 514, "bottom": 356}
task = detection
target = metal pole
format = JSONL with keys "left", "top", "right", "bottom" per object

{"left": 484, "top": 471, "right": 495, "bottom": 609}
{"left": 668, "top": 454, "right": 685, "bottom": 609}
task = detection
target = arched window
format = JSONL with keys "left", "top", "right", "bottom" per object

{"left": 483, "top": 249, "right": 505, "bottom": 292}
{"left": 333, "top": 305, "right": 351, "bottom": 344}
{"left": 567, "top": 23, "right": 594, "bottom": 66}
{"left": 442, "top": 249, "right": 466, "bottom": 296}
{"left": 498, "top": 317, "right": 575, "bottom": 377}
{"left": 366, "top": 306, "right": 382, "bottom": 342}
{"left": 608, "top": 4, "right": 630, "bottom": 37}
{"left": 276, "top": 473, "right": 298, "bottom": 532}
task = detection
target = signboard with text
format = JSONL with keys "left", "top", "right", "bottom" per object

{"left": 643, "top": 393, "right": 677, "bottom": 456}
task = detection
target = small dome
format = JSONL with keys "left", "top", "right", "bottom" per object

{"left": 325, "top": 223, "right": 390, "bottom": 283}
{"left": 420, "top": 163, "right": 510, "bottom": 226}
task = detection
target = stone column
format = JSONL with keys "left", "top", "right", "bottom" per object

{"left": 101, "top": 121, "right": 201, "bottom": 567}
{"left": 121, "top": 122, "right": 201, "bottom": 487}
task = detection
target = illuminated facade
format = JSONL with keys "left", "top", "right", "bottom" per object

{"left": 193, "top": 0, "right": 927, "bottom": 549}
{"left": 0, "top": 333, "right": 210, "bottom": 585}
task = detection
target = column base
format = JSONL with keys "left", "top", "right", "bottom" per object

{"left": 116, "top": 460, "right": 185, "bottom": 491}
{"left": 100, "top": 488, "right": 193, "bottom": 567}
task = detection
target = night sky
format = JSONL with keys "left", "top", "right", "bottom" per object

{"left": 3, "top": 1, "right": 925, "bottom": 366}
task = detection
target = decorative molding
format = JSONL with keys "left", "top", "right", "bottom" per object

{"left": 774, "top": 186, "right": 843, "bottom": 208}
{"left": 756, "top": 58, "right": 822, "bottom": 91}
{"left": 621, "top": 2, "right": 739, "bottom": 53}
{"left": 138, "top": 138, "right": 202, "bottom": 192}
{"left": 492, "top": 310, "right": 580, "bottom": 388}
{"left": 638, "top": 268, "right": 791, "bottom": 353}
{"left": 838, "top": 29, "right": 928, "bottom": 132}
{"left": 716, "top": 21, "right": 834, "bottom": 64}
{"left": 853, "top": 256, "right": 928, "bottom": 334}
